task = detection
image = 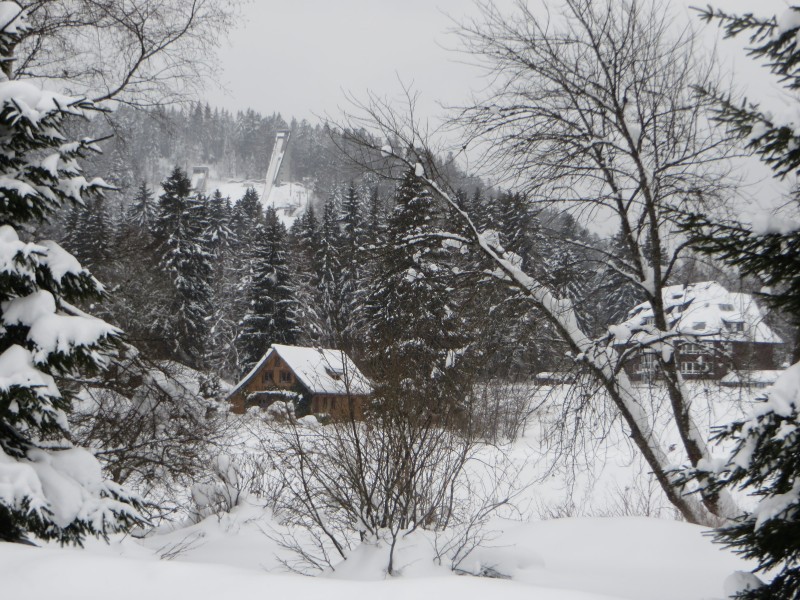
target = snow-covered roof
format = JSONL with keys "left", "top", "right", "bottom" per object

{"left": 720, "top": 370, "right": 783, "bottom": 386}
{"left": 616, "top": 281, "right": 782, "bottom": 345}
{"left": 228, "top": 344, "right": 372, "bottom": 399}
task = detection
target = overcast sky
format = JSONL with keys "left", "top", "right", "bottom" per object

{"left": 208, "top": 0, "right": 791, "bottom": 120}
{"left": 207, "top": 0, "right": 794, "bottom": 231}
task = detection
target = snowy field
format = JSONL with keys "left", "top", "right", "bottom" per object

{"left": 1, "top": 510, "right": 751, "bottom": 600}
{"left": 1, "top": 381, "right": 761, "bottom": 599}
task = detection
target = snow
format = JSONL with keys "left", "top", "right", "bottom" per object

{"left": 0, "top": 377, "right": 766, "bottom": 599}
{"left": 228, "top": 344, "right": 372, "bottom": 399}
{"left": 0, "top": 441, "right": 133, "bottom": 532}
{"left": 724, "top": 571, "right": 763, "bottom": 597}
{"left": 0, "top": 2, "right": 24, "bottom": 35}
{"left": 28, "top": 313, "right": 119, "bottom": 361}
{"left": 1, "top": 289, "right": 118, "bottom": 362}
{"left": 750, "top": 210, "right": 800, "bottom": 235}
{"left": 0, "top": 344, "right": 59, "bottom": 398}
{"left": 618, "top": 281, "right": 782, "bottom": 345}
{"left": 760, "top": 361, "right": 800, "bottom": 418}
{"left": 0, "top": 80, "right": 80, "bottom": 120}
{"left": 39, "top": 240, "right": 87, "bottom": 281}
{"left": 720, "top": 370, "right": 782, "bottom": 388}
{"left": 776, "top": 8, "right": 800, "bottom": 35}
{"left": 203, "top": 178, "right": 314, "bottom": 229}
{"left": 0, "top": 511, "right": 752, "bottom": 600}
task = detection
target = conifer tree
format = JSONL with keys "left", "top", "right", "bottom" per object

{"left": 682, "top": 7, "right": 800, "bottom": 598}
{"left": 365, "top": 169, "right": 470, "bottom": 417}
{"left": 338, "top": 182, "right": 367, "bottom": 345}
{"left": 238, "top": 206, "right": 298, "bottom": 371}
{"left": 156, "top": 167, "right": 213, "bottom": 368}
{"left": 204, "top": 189, "right": 235, "bottom": 257}
{"left": 126, "top": 181, "right": 157, "bottom": 231}
{"left": 288, "top": 205, "right": 324, "bottom": 344}
{"left": 596, "top": 227, "right": 648, "bottom": 327}
{"left": 0, "top": 2, "right": 140, "bottom": 545}
{"left": 493, "top": 190, "right": 536, "bottom": 270}
{"left": 314, "top": 193, "right": 346, "bottom": 346}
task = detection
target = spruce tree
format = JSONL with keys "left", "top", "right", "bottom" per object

{"left": 314, "top": 193, "right": 346, "bottom": 346}
{"left": 156, "top": 167, "right": 213, "bottom": 368}
{"left": 0, "top": 3, "right": 140, "bottom": 545}
{"left": 365, "top": 168, "right": 470, "bottom": 417}
{"left": 204, "top": 189, "right": 235, "bottom": 257}
{"left": 338, "top": 182, "right": 367, "bottom": 345}
{"left": 682, "top": 7, "right": 800, "bottom": 598}
{"left": 288, "top": 205, "right": 324, "bottom": 344}
{"left": 238, "top": 206, "right": 298, "bottom": 371}
{"left": 126, "top": 181, "right": 157, "bottom": 231}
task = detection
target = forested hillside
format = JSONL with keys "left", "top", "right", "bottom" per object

{"left": 45, "top": 103, "right": 666, "bottom": 385}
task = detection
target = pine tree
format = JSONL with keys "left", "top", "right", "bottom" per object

{"left": 314, "top": 193, "right": 346, "bottom": 346}
{"left": 238, "top": 206, "right": 299, "bottom": 371}
{"left": 288, "top": 205, "right": 324, "bottom": 344}
{"left": 682, "top": 7, "right": 800, "bottom": 598}
{"left": 365, "top": 169, "right": 470, "bottom": 417}
{"left": 0, "top": 3, "right": 140, "bottom": 545}
{"left": 156, "top": 167, "right": 213, "bottom": 368}
{"left": 204, "top": 189, "right": 235, "bottom": 257}
{"left": 338, "top": 182, "right": 367, "bottom": 346}
{"left": 126, "top": 181, "right": 157, "bottom": 231}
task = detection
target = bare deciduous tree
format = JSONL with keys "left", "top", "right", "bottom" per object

{"left": 325, "top": 0, "right": 741, "bottom": 526}
{"left": 259, "top": 359, "right": 523, "bottom": 576}
{"left": 10, "top": 0, "right": 241, "bottom": 107}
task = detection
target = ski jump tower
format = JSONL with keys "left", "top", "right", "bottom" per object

{"left": 262, "top": 129, "right": 291, "bottom": 202}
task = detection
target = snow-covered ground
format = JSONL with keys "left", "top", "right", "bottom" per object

{"left": 1, "top": 381, "right": 762, "bottom": 599}
{"left": 205, "top": 177, "right": 313, "bottom": 229}
{"left": 1, "top": 506, "right": 751, "bottom": 600}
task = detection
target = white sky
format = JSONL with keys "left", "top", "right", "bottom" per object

{"left": 209, "top": 0, "right": 791, "bottom": 120}
{"left": 208, "top": 0, "right": 794, "bottom": 233}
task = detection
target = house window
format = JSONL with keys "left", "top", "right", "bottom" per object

{"left": 642, "top": 316, "right": 655, "bottom": 326}
{"left": 724, "top": 321, "right": 744, "bottom": 333}
{"left": 680, "top": 342, "right": 705, "bottom": 355}
{"left": 274, "top": 358, "right": 281, "bottom": 368}
{"left": 638, "top": 353, "right": 657, "bottom": 373}
{"left": 681, "top": 360, "right": 709, "bottom": 375}
{"left": 263, "top": 371, "right": 271, "bottom": 383}
{"left": 280, "top": 370, "right": 292, "bottom": 383}
{"left": 692, "top": 322, "right": 706, "bottom": 331}
{"left": 719, "top": 304, "right": 735, "bottom": 312}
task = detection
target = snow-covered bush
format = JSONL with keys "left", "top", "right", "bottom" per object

{"left": 69, "top": 352, "right": 234, "bottom": 521}
{"left": 0, "top": 1, "right": 141, "bottom": 544}
{"left": 189, "top": 452, "right": 273, "bottom": 523}
{"left": 263, "top": 401, "right": 523, "bottom": 576}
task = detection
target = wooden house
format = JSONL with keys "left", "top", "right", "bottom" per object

{"left": 614, "top": 281, "right": 784, "bottom": 382}
{"left": 227, "top": 344, "right": 372, "bottom": 417}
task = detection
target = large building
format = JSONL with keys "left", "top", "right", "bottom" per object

{"left": 615, "top": 281, "right": 784, "bottom": 381}
{"left": 227, "top": 344, "right": 372, "bottom": 417}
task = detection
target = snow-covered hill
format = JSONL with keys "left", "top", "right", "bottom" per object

{"left": 206, "top": 178, "right": 313, "bottom": 229}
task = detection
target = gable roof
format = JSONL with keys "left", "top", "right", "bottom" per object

{"left": 617, "top": 281, "right": 783, "bottom": 345}
{"left": 228, "top": 344, "right": 372, "bottom": 400}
